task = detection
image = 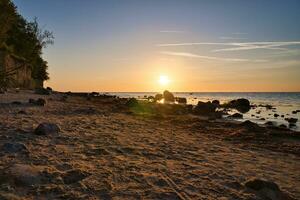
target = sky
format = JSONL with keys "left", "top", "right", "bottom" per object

{"left": 13, "top": 0, "right": 300, "bottom": 92}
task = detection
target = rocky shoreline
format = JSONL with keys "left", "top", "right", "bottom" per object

{"left": 0, "top": 89, "right": 299, "bottom": 199}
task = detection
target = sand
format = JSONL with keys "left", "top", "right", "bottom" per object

{"left": 0, "top": 90, "right": 299, "bottom": 200}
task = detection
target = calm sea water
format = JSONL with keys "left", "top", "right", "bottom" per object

{"left": 109, "top": 92, "right": 300, "bottom": 131}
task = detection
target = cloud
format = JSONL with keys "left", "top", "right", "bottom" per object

{"left": 159, "top": 30, "right": 185, "bottom": 33}
{"left": 160, "top": 51, "right": 267, "bottom": 62}
{"left": 157, "top": 41, "right": 300, "bottom": 52}
{"left": 232, "top": 32, "right": 248, "bottom": 35}
{"left": 219, "top": 36, "right": 247, "bottom": 40}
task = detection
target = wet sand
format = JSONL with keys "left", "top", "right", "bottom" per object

{"left": 0, "top": 90, "right": 299, "bottom": 199}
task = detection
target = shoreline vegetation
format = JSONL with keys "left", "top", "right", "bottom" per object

{"left": 0, "top": 89, "right": 299, "bottom": 199}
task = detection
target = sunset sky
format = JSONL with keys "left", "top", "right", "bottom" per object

{"left": 13, "top": 0, "right": 300, "bottom": 92}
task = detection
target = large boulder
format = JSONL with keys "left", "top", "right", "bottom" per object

{"left": 175, "top": 97, "right": 187, "bottom": 104}
{"left": 154, "top": 94, "right": 163, "bottom": 102}
{"left": 193, "top": 101, "right": 217, "bottom": 115}
{"left": 34, "top": 123, "right": 60, "bottom": 135}
{"left": 163, "top": 90, "right": 175, "bottom": 102}
{"left": 226, "top": 98, "right": 251, "bottom": 113}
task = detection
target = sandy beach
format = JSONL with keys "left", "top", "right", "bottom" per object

{"left": 0, "top": 90, "right": 299, "bottom": 200}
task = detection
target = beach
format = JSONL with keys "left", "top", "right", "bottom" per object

{"left": 0, "top": 90, "right": 299, "bottom": 199}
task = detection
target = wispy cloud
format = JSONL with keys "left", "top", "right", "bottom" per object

{"left": 160, "top": 51, "right": 267, "bottom": 62}
{"left": 219, "top": 36, "right": 247, "bottom": 40}
{"left": 159, "top": 30, "right": 185, "bottom": 33}
{"left": 157, "top": 41, "right": 300, "bottom": 52}
{"left": 232, "top": 32, "right": 248, "bottom": 35}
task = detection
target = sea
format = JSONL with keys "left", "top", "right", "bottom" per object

{"left": 109, "top": 92, "right": 300, "bottom": 131}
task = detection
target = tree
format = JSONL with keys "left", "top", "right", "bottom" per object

{"left": 0, "top": 0, "right": 17, "bottom": 45}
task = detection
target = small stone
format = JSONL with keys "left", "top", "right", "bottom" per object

{"left": 11, "top": 101, "right": 22, "bottom": 105}
{"left": 1, "top": 142, "right": 28, "bottom": 154}
{"left": 29, "top": 98, "right": 36, "bottom": 104}
{"left": 285, "top": 118, "right": 298, "bottom": 124}
{"left": 244, "top": 178, "right": 293, "bottom": 200}
{"left": 279, "top": 124, "right": 287, "bottom": 129}
{"left": 18, "top": 110, "right": 27, "bottom": 115}
{"left": 62, "top": 169, "right": 90, "bottom": 184}
{"left": 34, "top": 123, "right": 60, "bottom": 135}
{"left": 229, "top": 113, "right": 243, "bottom": 119}
{"left": 212, "top": 100, "right": 220, "bottom": 105}
{"left": 35, "top": 98, "right": 46, "bottom": 106}
{"left": 265, "top": 121, "right": 274, "bottom": 126}
{"left": 245, "top": 178, "right": 279, "bottom": 191}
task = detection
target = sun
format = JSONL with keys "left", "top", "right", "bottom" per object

{"left": 158, "top": 75, "right": 170, "bottom": 86}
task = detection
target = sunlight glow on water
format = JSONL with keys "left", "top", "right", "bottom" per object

{"left": 110, "top": 92, "right": 300, "bottom": 131}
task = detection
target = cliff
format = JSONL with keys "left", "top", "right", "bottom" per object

{"left": 0, "top": 49, "right": 43, "bottom": 89}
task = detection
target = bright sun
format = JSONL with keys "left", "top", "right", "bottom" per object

{"left": 158, "top": 75, "right": 170, "bottom": 86}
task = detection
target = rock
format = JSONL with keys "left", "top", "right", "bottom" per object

{"left": 154, "top": 94, "right": 163, "bottom": 102}
{"left": 147, "top": 96, "right": 155, "bottom": 101}
{"left": 6, "top": 164, "right": 43, "bottom": 186}
{"left": 46, "top": 87, "right": 53, "bottom": 91}
{"left": 225, "top": 98, "right": 251, "bottom": 113}
{"left": 265, "top": 121, "right": 274, "bottom": 126}
{"left": 281, "top": 115, "right": 284, "bottom": 118}
{"left": 29, "top": 98, "right": 36, "bottom": 104}
{"left": 241, "top": 120, "right": 262, "bottom": 131}
{"left": 1, "top": 142, "right": 28, "bottom": 154}
{"left": 274, "top": 114, "right": 279, "bottom": 117}
{"left": 35, "top": 98, "right": 46, "bottom": 106}
{"left": 289, "top": 123, "right": 296, "bottom": 128}
{"left": 245, "top": 178, "right": 279, "bottom": 191}
{"left": 260, "top": 118, "right": 265, "bottom": 121}
{"left": 62, "top": 169, "right": 90, "bottom": 184}
{"left": 35, "top": 88, "right": 51, "bottom": 95}
{"left": 125, "top": 98, "right": 139, "bottom": 107}
{"left": 90, "top": 92, "right": 99, "bottom": 97}
{"left": 60, "top": 95, "right": 68, "bottom": 102}
{"left": 212, "top": 100, "right": 220, "bottom": 106}
{"left": 0, "top": 88, "right": 6, "bottom": 94}
{"left": 285, "top": 118, "right": 298, "bottom": 124}
{"left": 193, "top": 101, "right": 217, "bottom": 115}
{"left": 11, "top": 101, "right": 22, "bottom": 105}
{"left": 176, "top": 97, "right": 187, "bottom": 104}
{"left": 18, "top": 110, "right": 27, "bottom": 115}
{"left": 229, "top": 113, "right": 243, "bottom": 119}
{"left": 279, "top": 124, "right": 287, "bottom": 129}
{"left": 34, "top": 123, "right": 60, "bottom": 135}
{"left": 245, "top": 178, "right": 294, "bottom": 200}
{"left": 163, "top": 90, "right": 175, "bottom": 102}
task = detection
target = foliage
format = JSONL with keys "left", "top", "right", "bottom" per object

{"left": 0, "top": 71, "right": 14, "bottom": 88}
{"left": 0, "top": 0, "right": 17, "bottom": 44}
{"left": 0, "top": 0, "right": 53, "bottom": 82}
